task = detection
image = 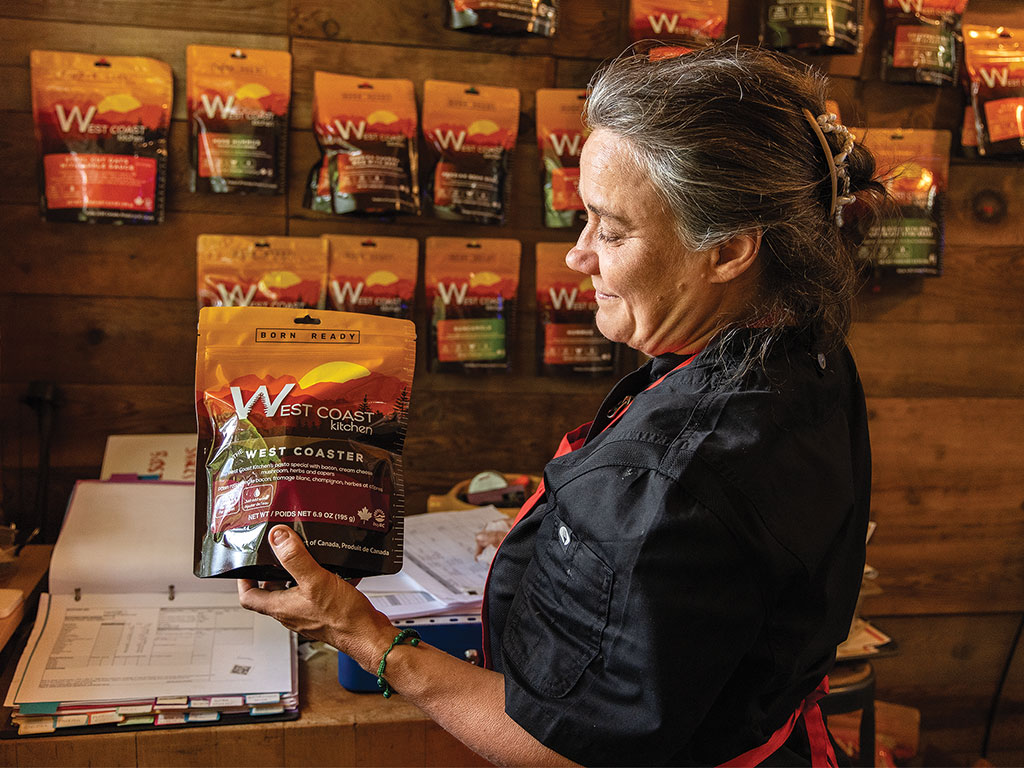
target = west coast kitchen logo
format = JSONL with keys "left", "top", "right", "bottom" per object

{"left": 53, "top": 102, "right": 147, "bottom": 138}
{"left": 546, "top": 131, "right": 582, "bottom": 157}
{"left": 975, "top": 65, "right": 1022, "bottom": 89}
{"left": 196, "top": 89, "right": 275, "bottom": 121}
{"left": 225, "top": 358, "right": 382, "bottom": 437}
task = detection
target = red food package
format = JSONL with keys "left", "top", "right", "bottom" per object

{"left": 426, "top": 237, "right": 520, "bottom": 372}
{"left": 195, "top": 307, "right": 416, "bottom": 580}
{"left": 446, "top": 0, "right": 558, "bottom": 37}
{"left": 536, "top": 242, "right": 617, "bottom": 376}
{"left": 197, "top": 235, "right": 328, "bottom": 309}
{"left": 422, "top": 80, "right": 520, "bottom": 225}
{"left": 630, "top": 0, "right": 728, "bottom": 42}
{"left": 187, "top": 45, "right": 292, "bottom": 195}
{"left": 537, "top": 88, "right": 587, "bottom": 228}
{"left": 30, "top": 50, "right": 172, "bottom": 224}
{"left": 964, "top": 24, "right": 1024, "bottom": 157}
{"left": 324, "top": 235, "right": 418, "bottom": 319}
{"left": 305, "top": 72, "right": 419, "bottom": 216}
{"left": 881, "top": 0, "right": 968, "bottom": 86}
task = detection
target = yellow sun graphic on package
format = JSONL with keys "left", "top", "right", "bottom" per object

{"left": 299, "top": 362, "right": 372, "bottom": 389}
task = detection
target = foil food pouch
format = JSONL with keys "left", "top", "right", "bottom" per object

{"left": 882, "top": 0, "right": 968, "bottom": 86}
{"left": 187, "top": 45, "right": 292, "bottom": 195}
{"left": 422, "top": 80, "right": 520, "bottom": 225}
{"left": 763, "top": 0, "right": 863, "bottom": 54}
{"left": 536, "top": 243, "right": 616, "bottom": 376}
{"left": 197, "top": 235, "right": 328, "bottom": 309}
{"left": 195, "top": 307, "right": 416, "bottom": 580}
{"left": 960, "top": 104, "right": 979, "bottom": 157}
{"left": 964, "top": 25, "right": 1024, "bottom": 157}
{"left": 30, "top": 50, "right": 172, "bottom": 224}
{"left": 426, "top": 237, "right": 520, "bottom": 373}
{"left": 305, "top": 72, "right": 419, "bottom": 216}
{"left": 446, "top": 0, "right": 558, "bottom": 37}
{"left": 630, "top": 0, "right": 729, "bottom": 42}
{"left": 537, "top": 89, "right": 587, "bottom": 229}
{"left": 324, "top": 235, "right": 419, "bottom": 319}
{"left": 855, "top": 128, "right": 951, "bottom": 276}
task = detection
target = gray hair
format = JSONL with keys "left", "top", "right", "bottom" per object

{"left": 584, "top": 44, "right": 886, "bottom": 371}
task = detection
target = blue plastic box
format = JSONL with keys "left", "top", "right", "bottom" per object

{"left": 337, "top": 614, "right": 483, "bottom": 692}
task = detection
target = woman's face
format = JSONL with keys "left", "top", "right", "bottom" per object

{"left": 566, "top": 128, "right": 726, "bottom": 357}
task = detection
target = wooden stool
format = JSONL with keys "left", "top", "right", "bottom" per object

{"left": 821, "top": 661, "right": 876, "bottom": 767}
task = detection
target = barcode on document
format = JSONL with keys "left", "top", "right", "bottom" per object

{"left": 375, "top": 591, "right": 434, "bottom": 607}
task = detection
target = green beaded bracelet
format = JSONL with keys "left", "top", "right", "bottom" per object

{"left": 376, "top": 628, "right": 421, "bottom": 698}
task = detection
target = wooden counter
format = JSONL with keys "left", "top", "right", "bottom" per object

{"left": 0, "top": 649, "right": 491, "bottom": 767}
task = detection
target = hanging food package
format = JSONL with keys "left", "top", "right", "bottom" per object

{"left": 187, "top": 45, "right": 292, "bottom": 195}
{"left": 426, "top": 237, "right": 520, "bottom": 373}
{"left": 30, "top": 50, "right": 172, "bottom": 224}
{"left": 195, "top": 307, "right": 417, "bottom": 580}
{"left": 536, "top": 88, "right": 587, "bottom": 229}
{"left": 323, "top": 235, "right": 418, "bottom": 319}
{"left": 305, "top": 72, "right": 419, "bottom": 216}
{"left": 536, "top": 243, "right": 616, "bottom": 376}
{"left": 881, "top": 0, "right": 968, "bottom": 85}
{"left": 445, "top": 0, "right": 558, "bottom": 37}
{"left": 964, "top": 25, "right": 1024, "bottom": 157}
{"left": 762, "top": 0, "right": 863, "bottom": 54}
{"left": 196, "top": 235, "right": 328, "bottom": 309}
{"left": 855, "top": 128, "right": 951, "bottom": 276}
{"left": 422, "top": 80, "right": 520, "bottom": 225}
{"left": 960, "top": 104, "right": 979, "bottom": 157}
{"left": 629, "top": 0, "right": 729, "bottom": 42}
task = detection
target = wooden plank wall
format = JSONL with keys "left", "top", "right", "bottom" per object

{"left": 0, "top": 0, "right": 1022, "bottom": 764}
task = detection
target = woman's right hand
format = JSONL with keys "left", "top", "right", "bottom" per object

{"left": 237, "top": 525, "right": 394, "bottom": 673}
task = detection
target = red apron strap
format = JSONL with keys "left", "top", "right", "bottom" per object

{"left": 717, "top": 676, "right": 838, "bottom": 768}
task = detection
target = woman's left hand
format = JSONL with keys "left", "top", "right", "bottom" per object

{"left": 237, "top": 525, "right": 395, "bottom": 671}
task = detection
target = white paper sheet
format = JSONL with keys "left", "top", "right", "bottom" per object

{"left": 49, "top": 481, "right": 234, "bottom": 597}
{"left": 402, "top": 506, "right": 507, "bottom": 598}
{"left": 7, "top": 592, "right": 292, "bottom": 704}
{"left": 358, "top": 570, "right": 452, "bottom": 620}
{"left": 100, "top": 433, "right": 199, "bottom": 482}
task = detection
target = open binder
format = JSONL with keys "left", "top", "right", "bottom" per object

{"left": 3, "top": 481, "right": 297, "bottom": 736}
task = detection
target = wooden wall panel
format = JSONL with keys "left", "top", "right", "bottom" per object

{"left": 1, "top": 206, "right": 284, "bottom": 298}
{"left": 1, "top": 0, "right": 1022, "bottom": 762}
{"left": 0, "top": 19, "right": 288, "bottom": 119}
{"left": 869, "top": 614, "right": 1022, "bottom": 758}
{"left": 2, "top": 0, "right": 288, "bottom": 35}
{"left": 989, "top": 623, "right": 1024, "bottom": 761}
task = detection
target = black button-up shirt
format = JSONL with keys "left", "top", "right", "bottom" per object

{"left": 484, "top": 329, "right": 871, "bottom": 766}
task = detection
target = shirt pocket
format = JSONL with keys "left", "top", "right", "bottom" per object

{"left": 501, "top": 513, "right": 613, "bottom": 698}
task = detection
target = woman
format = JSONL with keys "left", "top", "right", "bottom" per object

{"left": 239, "top": 44, "right": 886, "bottom": 767}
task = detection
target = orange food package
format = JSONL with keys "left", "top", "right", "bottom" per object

{"left": 964, "top": 25, "right": 1024, "bottom": 157}
{"left": 881, "top": 0, "right": 968, "bottom": 86}
{"left": 426, "top": 237, "right": 520, "bottom": 373}
{"left": 855, "top": 128, "right": 951, "bottom": 276}
{"left": 446, "top": 0, "right": 558, "bottom": 37}
{"left": 630, "top": 0, "right": 729, "bottom": 42}
{"left": 323, "top": 235, "right": 419, "bottom": 319}
{"left": 536, "top": 243, "right": 616, "bottom": 376}
{"left": 194, "top": 307, "right": 416, "bottom": 580}
{"left": 537, "top": 89, "right": 587, "bottom": 228}
{"left": 197, "top": 235, "right": 328, "bottom": 309}
{"left": 305, "top": 72, "right": 419, "bottom": 216}
{"left": 422, "top": 80, "right": 520, "bottom": 225}
{"left": 187, "top": 45, "right": 292, "bottom": 195}
{"left": 30, "top": 50, "right": 172, "bottom": 224}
